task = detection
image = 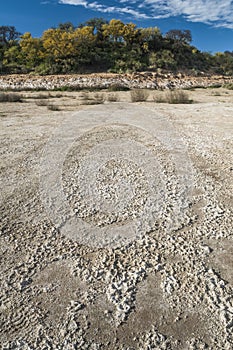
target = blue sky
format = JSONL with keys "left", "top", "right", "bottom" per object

{"left": 1, "top": 0, "right": 233, "bottom": 53}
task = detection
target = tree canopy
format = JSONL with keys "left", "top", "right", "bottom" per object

{"left": 0, "top": 20, "right": 232, "bottom": 75}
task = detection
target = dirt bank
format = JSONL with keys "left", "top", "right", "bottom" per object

{"left": 0, "top": 72, "right": 232, "bottom": 90}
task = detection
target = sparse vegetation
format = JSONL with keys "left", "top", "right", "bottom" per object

{"left": 0, "top": 92, "right": 23, "bottom": 103}
{"left": 107, "top": 93, "right": 119, "bottom": 102}
{"left": 35, "top": 100, "right": 49, "bottom": 106}
{"left": 29, "top": 94, "right": 50, "bottom": 99}
{"left": 79, "top": 91, "right": 92, "bottom": 101}
{"left": 130, "top": 89, "right": 149, "bottom": 102}
{"left": 153, "top": 95, "right": 165, "bottom": 103}
{"left": 207, "top": 84, "right": 222, "bottom": 89}
{"left": 53, "top": 85, "right": 105, "bottom": 92}
{"left": 93, "top": 93, "right": 105, "bottom": 103}
{"left": 33, "top": 93, "right": 63, "bottom": 99}
{"left": 153, "top": 90, "right": 192, "bottom": 104}
{"left": 79, "top": 92, "right": 105, "bottom": 105}
{"left": 47, "top": 104, "right": 60, "bottom": 111}
{"left": 224, "top": 83, "right": 233, "bottom": 90}
{"left": 211, "top": 91, "right": 221, "bottom": 96}
{"left": 165, "top": 90, "right": 192, "bottom": 104}
{"left": 108, "top": 84, "right": 130, "bottom": 92}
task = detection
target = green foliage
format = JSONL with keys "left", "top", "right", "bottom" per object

{"left": 165, "top": 29, "right": 192, "bottom": 44}
{"left": 149, "top": 50, "right": 177, "bottom": 70}
{"left": 1, "top": 20, "right": 232, "bottom": 75}
{"left": 0, "top": 26, "right": 21, "bottom": 45}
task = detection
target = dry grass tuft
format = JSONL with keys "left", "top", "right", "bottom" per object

{"left": 154, "top": 90, "right": 192, "bottom": 104}
{"left": 35, "top": 100, "right": 49, "bottom": 106}
{"left": 0, "top": 92, "right": 23, "bottom": 103}
{"left": 130, "top": 89, "right": 149, "bottom": 102}
{"left": 47, "top": 104, "right": 60, "bottom": 111}
{"left": 107, "top": 93, "right": 119, "bottom": 102}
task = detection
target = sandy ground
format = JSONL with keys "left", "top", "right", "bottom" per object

{"left": 0, "top": 88, "right": 233, "bottom": 349}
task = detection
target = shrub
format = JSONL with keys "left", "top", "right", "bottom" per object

{"left": 108, "top": 84, "right": 130, "bottom": 92}
{"left": 32, "top": 93, "right": 63, "bottom": 99}
{"left": 79, "top": 92, "right": 92, "bottom": 101}
{"left": 107, "top": 93, "right": 119, "bottom": 102}
{"left": 207, "top": 84, "right": 222, "bottom": 89}
{"left": 47, "top": 104, "right": 60, "bottom": 111}
{"left": 130, "top": 89, "right": 149, "bottom": 102}
{"left": 224, "top": 83, "right": 233, "bottom": 90}
{"left": 80, "top": 92, "right": 105, "bottom": 105}
{"left": 153, "top": 95, "right": 165, "bottom": 103}
{"left": 0, "top": 93, "right": 22, "bottom": 103}
{"left": 35, "top": 100, "right": 49, "bottom": 106}
{"left": 30, "top": 94, "right": 50, "bottom": 99}
{"left": 211, "top": 91, "right": 221, "bottom": 96}
{"left": 165, "top": 90, "right": 192, "bottom": 104}
{"left": 93, "top": 93, "right": 105, "bottom": 103}
{"left": 54, "top": 85, "right": 105, "bottom": 92}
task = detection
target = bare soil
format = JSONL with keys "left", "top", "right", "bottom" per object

{"left": 0, "top": 87, "right": 232, "bottom": 349}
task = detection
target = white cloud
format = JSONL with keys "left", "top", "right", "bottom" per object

{"left": 59, "top": 0, "right": 151, "bottom": 18}
{"left": 58, "top": 0, "right": 233, "bottom": 28}
{"left": 143, "top": 0, "right": 233, "bottom": 28}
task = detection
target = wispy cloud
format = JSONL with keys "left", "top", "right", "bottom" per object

{"left": 59, "top": 0, "right": 151, "bottom": 19}
{"left": 144, "top": 0, "right": 233, "bottom": 28}
{"left": 58, "top": 0, "right": 233, "bottom": 28}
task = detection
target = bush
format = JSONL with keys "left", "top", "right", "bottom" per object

{"left": 224, "top": 83, "right": 233, "bottom": 90}
{"left": 32, "top": 93, "right": 62, "bottom": 99}
{"left": 54, "top": 85, "right": 105, "bottom": 92}
{"left": 108, "top": 84, "right": 130, "bottom": 92}
{"left": 80, "top": 92, "right": 105, "bottom": 105}
{"left": 0, "top": 93, "right": 23, "bottom": 103}
{"left": 47, "top": 104, "right": 60, "bottom": 111}
{"left": 130, "top": 89, "right": 149, "bottom": 102}
{"left": 207, "top": 84, "right": 222, "bottom": 89}
{"left": 165, "top": 90, "right": 192, "bottom": 104}
{"left": 107, "top": 93, "right": 119, "bottom": 102}
{"left": 79, "top": 92, "right": 92, "bottom": 101}
{"left": 93, "top": 93, "right": 105, "bottom": 103}
{"left": 35, "top": 100, "right": 49, "bottom": 106}
{"left": 153, "top": 95, "right": 165, "bottom": 103}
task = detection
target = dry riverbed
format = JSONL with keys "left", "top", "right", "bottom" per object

{"left": 0, "top": 87, "right": 233, "bottom": 349}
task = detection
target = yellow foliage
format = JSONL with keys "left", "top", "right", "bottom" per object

{"left": 102, "top": 19, "right": 125, "bottom": 42}
{"left": 215, "top": 52, "right": 224, "bottom": 57}
{"left": 74, "top": 26, "right": 95, "bottom": 44}
{"left": 42, "top": 29, "right": 75, "bottom": 58}
{"left": 140, "top": 27, "right": 161, "bottom": 42}
{"left": 41, "top": 27, "right": 95, "bottom": 59}
{"left": 20, "top": 32, "right": 44, "bottom": 59}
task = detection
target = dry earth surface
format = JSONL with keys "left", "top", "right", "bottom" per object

{"left": 0, "top": 86, "right": 233, "bottom": 349}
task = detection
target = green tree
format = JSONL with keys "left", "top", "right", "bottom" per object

{"left": 165, "top": 29, "right": 192, "bottom": 44}
{"left": 57, "top": 22, "right": 75, "bottom": 32}
{"left": 0, "top": 26, "right": 21, "bottom": 45}
{"left": 20, "top": 32, "right": 44, "bottom": 70}
{"left": 0, "top": 26, "right": 21, "bottom": 72}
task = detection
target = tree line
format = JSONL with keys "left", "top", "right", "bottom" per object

{"left": 0, "top": 19, "right": 233, "bottom": 75}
